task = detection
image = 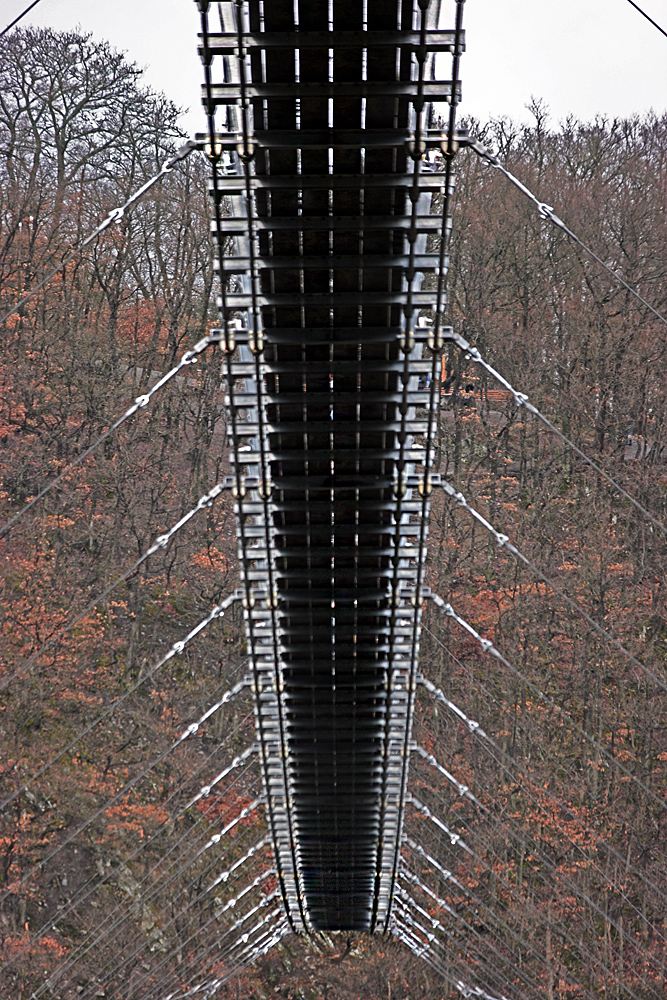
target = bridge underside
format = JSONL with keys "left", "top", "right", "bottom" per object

{"left": 199, "top": 0, "right": 462, "bottom": 933}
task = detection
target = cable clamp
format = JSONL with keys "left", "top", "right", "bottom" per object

{"left": 496, "top": 533, "right": 509, "bottom": 549}
{"left": 479, "top": 637, "right": 493, "bottom": 653}
{"left": 135, "top": 394, "right": 150, "bottom": 409}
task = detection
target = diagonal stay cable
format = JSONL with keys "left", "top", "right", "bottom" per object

{"left": 433, "top": 476, "right": 667, "bottom": 692}
{"left": 130, "top": 874, "right": 279, "bottom": 1000}
{"left": 122, "top": 871, "right": 279, "bottom": 1000}
{"left": 0, "top": 478, "right": 236, "bottom": 696}
{"left": 0, "top": 328, "right": 222, "bottom": 542}
{"left": 0, "top": 593, "right": 241, "bottom": 909}
{"left": 407, "top": 773, "right": 666, "bottom": 999}
{"left": 412, "top": 774, "right": 667, "bottom": 998}
{"left": 0, "top": 0, "right": 43, "bottom": 37}
{"left": 73, "top": 812, "right": 267, "bottom": 1000}
{"left": 401, "top": 836, "right": 621, "bottom": 1000}
{"left": 412, "top": 697, "right": 667, "bottom": 935}
{"left": 444, "top": 329, "right": 667, "bottom": 538}
{"left": 396, "top": 890, "right": 533, "bottom": 1000}
{"left": 464, "top": 137, "right": 667, "bottom": 332}
{"left": 426, "top": 592, "right": 667, "bottom": 812}
{"left": 142, "top": 896, "right": 287, "bottom": 1000}
{"left": 33, "top": 748, "right": 258, "bottom": 998}
{"left": 5, "top": 695, "right": 253, "bottom": 980}
{"left": 1, "top": 631, "right": 248, "bottom": 814}
{"left": 625, "top": 0, "right": 667, "bottom": 38}
{"left": 403, "top": 824, "right": 608, "bottom": 1000}
{"left": 392, "top": 904, "right": 517, "bottom": 1000}
{"left": 393, "top": 916, "right": 509, "bottom": 1000}
{"left": 112, "top": 893, "right": 283, "bottom": 1000}
{"left": 0, "top": 140, "right": 198, "bottom": 330}
{"left": 397, "top": 872, "right": 543, "bottom": 1000}
{"left": 161, "top": 915, "right": 290, "bottom": 1000}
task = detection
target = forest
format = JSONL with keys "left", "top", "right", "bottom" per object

{"left": 1, "top": 24, "right": 667, "bottom": 1000}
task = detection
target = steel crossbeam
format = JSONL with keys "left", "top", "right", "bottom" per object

{"left": 198, "top": 0, "right": 463, "bottom": 934}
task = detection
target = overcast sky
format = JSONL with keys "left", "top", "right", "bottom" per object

{"left": 5, "top": 0, "right": 667, "bottom": 136}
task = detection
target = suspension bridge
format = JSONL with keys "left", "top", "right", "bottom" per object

{"left": 1, "top": 0, "right": 667, "bottom": 998}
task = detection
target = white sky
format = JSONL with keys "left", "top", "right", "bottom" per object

{"left": 5, "top": 0, "right": 667, "bottom": 135}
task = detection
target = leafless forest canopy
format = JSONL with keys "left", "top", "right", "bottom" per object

{"left": 1, "top": 26, "right": 667, "bottom": 1000}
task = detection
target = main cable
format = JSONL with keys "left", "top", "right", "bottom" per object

{"left": 33, "top": 750, "right": 258, "bottom": 998}
{"left": 0, "top": 593, "right": 241, "bottom": 909}
{"left": 426, "top": 591, "right": 667, "bottom": 812}
{"left": 0, "top": 0, "right": 42, "bottom": 37}
{"left": 625, "top": 0, "right": 667, "bottom": 38}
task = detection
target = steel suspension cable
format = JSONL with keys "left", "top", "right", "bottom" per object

{"left": 0, "top": 140, "right": 198, "bottom": 330}
{"left": 411, "top": 705, "right": 667, "bottom": 939}
{"left": 33, "top": 750, "right": 259, "bottom": 999}
{"left": 416, "top": 636, "right": 667, "bottom": 912}
{"left": 0, "top": 594, "right": 241, "bottom": 909}
{"left": 625, "top": 0, "right": 667, "bottom": 39}
{"left": 0, "top": 0, "right": 43, "bottom": 38}
{"left": 74, "top": 822, "right": 268, "bottom": 1000}
{"left": 465, "top": 137, "right": 667, "bottom": 332}
{"left": 426, "top": 592, "right": 667, "bottom": 812}
{"left": 433, "top": 476, "right": 667, "bottom": 692}
{"left": 409, "top": 762, "right": 667, "bottom": 996}
{"left": 446, "top": 329, "right": 667, "bottom": 538}
{"left": 0, "top": 479, "right": 237, "bottom": 698}
{"left": 1, "top": 636, "right": 247, "bottom": 812}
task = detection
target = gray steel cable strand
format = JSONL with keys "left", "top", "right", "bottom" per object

{"left": 0, "top": 331, "right": 220, "bottom": 543}
{"left": 402, "top": 825, "right": 606, "bottom": 1000}
{"left": 432, "top": 476, "right": 667, "bottom": 692}
{"left": 385, "top": 0, "right": 467, "bottom": 934}
{"left": 427, "top": 593, "right": 667, "bottom": 814}
{"left": 0, "top": 620, "right": 246, "bottom": 813}
{"left": 418, "top": 625, "right": 667, "bottom": 917}
{"left": 71, "top": 788, "right": 267, "bottom": 1000}
{"left": 0, "top": 141, "right": 198, "bottom": 331}
{"left": 408, "top": 760, "right": 667, "bottom": 999}
{"left": 395, "top": 866, "right": 545, "bottom": 1000}
{"left": 33, "top": 749, "right": 258, "bottom": 999}
{"left": 0, "top": 596, "right": 242, "bottom": 913}
{"left": 446, "top": 330, "right": 667, "bottom": 540}
{"left": 465, "top": 138, "right": 667, "bottom": 333}
{"left": 410, "top": 702, "right": 667, "bottom": 942}
{"left": 625, "top": 0, "right": 667, "bottom": 40}
{"left": 399, "top": 867, "right": 537, "bottom": 1000}
{"left": 108, "top": 892, "right": 283, "bottom": 1000}
{"left": 0, "top": 0, "right": 42, "bottom": 36}
{"left": 392, "top": 918, "right": 511, "bottom": 1000}
{"left": 3, "top": 710, "right": 255, "bottom": 983}
{"left": 0, "top": 474, "right": 234, "bottom": 696}
{"left": 396, "top": 891, "right": 531, "bottom": 1000}
{"left": 68, "top": 797, "right": 266, "bottom": 1000}
{"left": 401, "top": 832, "right": 614, "bottom": 1000}
{"left": 121, "top": 892, "right": 283, "bottom": 1000}
{"left": 392, "top": 903, "right": 520, "bottom": 1000}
